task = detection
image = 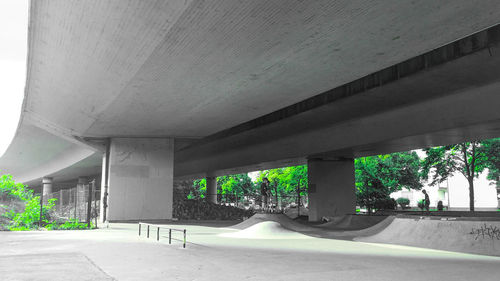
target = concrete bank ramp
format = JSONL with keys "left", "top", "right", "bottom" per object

{"left": 221, "top": 221, "right": 311, "bottom": 239}
{"left": 318, "top": 215, "right": 388, "bottom": 230}
{"left": 356, "top": 217, "right": 500, "bottom": 257}
{"left": 231, "top": 213, "right": 312, "bottom": 231}
{"left": 230, "top": 213, "right": 395, "bottom": 240}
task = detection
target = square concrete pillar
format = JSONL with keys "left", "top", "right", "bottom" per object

{"left": 308, "top": 158, "right": 355, "bottom": 221}
{"left": 206, "top": 175, "right": 217, "bottom": 204}
{"left": 107, "top": 138, "right": 174, "bottom": 221}
{"left": 42, "top": 177, "right": 53, "bottom": 197}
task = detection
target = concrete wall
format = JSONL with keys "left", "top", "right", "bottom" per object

{"left": 107, "top": 138, "right": 174, "bottom": 221}
{"left": 308, "top": 159, "right": 355, "bottom": 221}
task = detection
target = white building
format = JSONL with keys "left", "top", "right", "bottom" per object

{"left": 391, "top": 171, "right": 499, "bottom": 211}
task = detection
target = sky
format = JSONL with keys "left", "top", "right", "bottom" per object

{"left": 0, "top": 0, "right": 29, "bottom": 157}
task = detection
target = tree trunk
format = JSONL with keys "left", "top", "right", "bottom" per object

{"left": 468, "top": 177, "right": 475, "bottom": 212}
{"left": 497, "top": 177, "right": 500, "bottom": 209}
{"left": 461, "top": 143, "right": 476, "bottom": 212}
{"left": 274, "top": 184, "right": 278, "bottom": 211}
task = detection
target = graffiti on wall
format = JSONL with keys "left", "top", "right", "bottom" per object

{"left": 469, "top": 224, "right": 500, "bottom": 240}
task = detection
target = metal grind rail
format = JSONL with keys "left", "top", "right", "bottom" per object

{"left": 138, "top": 222, "right": 187, "bottom": 248}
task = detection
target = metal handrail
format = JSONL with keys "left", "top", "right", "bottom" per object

{"left": 138, "top": 222, "right": 187, "bottom": 248}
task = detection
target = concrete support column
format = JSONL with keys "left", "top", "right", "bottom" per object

{"left": 42, "top": 177, "right": 53, "bottom": 197}
{"left": 307, "top": 158, "right": 355, "bottom": 221}
{"left": 100, "top": 140, "right": 110, "bottom": 223}
{"left": 107, "top": 138, "right": 174, "bottom": 221}
{"left": 206, "top": 176, "right": 217, "bottom": 204}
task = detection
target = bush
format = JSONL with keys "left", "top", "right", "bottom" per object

{"left": 417, "top": 199, "right": 425, "bottom": 210}
{"left": 0, "top": 175, "right": 33, "bottom": 202}
{"left": 7, "top": 197, "right": 57, "bottom": 230}
{"left": 437, "top": 200, "right": 444, "bottom": 211}
{"left": 173, "top": 192, "right": 254, "bottom": 220}
{"left": 374, "top": 198, "right": 397, "bottom": 210}
{"left": 396, "top": 197, "right": 410, "bottom": 209}
{"left": 1, "top": 174, "right": 91, "bottom": 231}
{"left": 46, "top": 219, "right": 90, "bottom": 230}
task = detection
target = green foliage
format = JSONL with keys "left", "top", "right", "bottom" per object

{"left": 355, "top": 152, "right": 423, "bottom": 213}
{"left": 188, "top": 174, "right": 255, "bottom": 204}
{"left": 421, "top": 141, "right": 495, "bottom": 211}
{"left": 373, "top": 198, "right": 397, "bottom": 210}
{"left": 173, "top": 198, "right": 254, "bottom": 220}
{"left": 189, "top": 179, "right": 206, "bottom": 199}
{"left": 256, "top": 165, "right": 307, "bottom": 196}
{"left": 417, "top": 199, "right": 425, "bottom": 210}
{"left": 0, "top": 174, "right": 90, "bottom": 231}
{"left": 396, "top": 197, "right": 410, "bottom": 209}
{"left": 217, "top": 174, "right": 254, "bottom": 201}
{"left": 0, "top": 174, "right": 33, "bottom": 201}
{"left": 421, "top": 142, "right": 487, "bottom": 186}
{"left": 478, "top": 138, "right": 500, "bottom": 186}
{"left": 8, "top": 197, "right": 57, "bottom": 230}
{"left": 437, "top": 200, "right": 444, "bottom": 211}
{"left": 47, "top": 219, "right": 90, "bottom": 230}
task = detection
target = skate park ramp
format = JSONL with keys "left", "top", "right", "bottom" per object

{"left": 318, "top": 214, "right": 388, "bottom": 230}
{"left": 231, "top": 213, "right": 313, "bottom": 231}
{"left": 220, "top": 221, "right": 312, "bottom": 239}
{"left": 230, "top": 213, "right": 395, "bottom": 240}
{"left": 356, "top": 216, "right": 500, "bottom": 257}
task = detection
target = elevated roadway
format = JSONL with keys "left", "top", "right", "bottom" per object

{"left": 1, "top": 0, "right": 500, "bottom": 220}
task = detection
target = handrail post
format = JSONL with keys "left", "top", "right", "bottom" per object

{"left": 139, "top": 223, "right": 141, "bottom": 236}
{"left": 157, "top": 227, "right": 160, "bottom": 241}
{"left": 183, "top": 229, "right": 186, "bottom": 248}
{"left": 147, "top": 225, "right": 150, "bottom": 238}
{"left": 169, "top": 229, "right": 172, "bottom": 244}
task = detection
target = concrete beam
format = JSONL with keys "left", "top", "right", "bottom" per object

{"left": 175, "top": 25, "right": 500, "bottom": 178}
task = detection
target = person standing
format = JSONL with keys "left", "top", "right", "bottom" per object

{"left": 422, "top": 189, "right": 430, "bottom": 213}
{"left": 260, "top": 178, "right": 270, "bottom": 211}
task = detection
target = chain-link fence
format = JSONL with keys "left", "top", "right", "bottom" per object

{"left": 43, "top": 180, "right": 100, "bottom": 225}
{"left": 174, "top": 189, "right": 308, "bottom": 213}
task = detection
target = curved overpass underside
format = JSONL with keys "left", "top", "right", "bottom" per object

{"left": 1, "top": 0, "right": 500, "bottom": 220}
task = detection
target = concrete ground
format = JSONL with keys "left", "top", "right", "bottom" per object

{"left": 1, "top": 221, "right": 500, "bottom": 281}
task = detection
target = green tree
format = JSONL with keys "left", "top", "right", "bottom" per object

{"left": 189, "top": 179, "right": 206, "bottom": 199}
{"left": 256, "top": 165, "right": 308, "bottom": 207}
{"left": 355, "top": 152, "right": 423, "bottom": 213}
{"left": 477, "top": 138, "right": 500, "bottom": 207}
{"left": 217, "top": 174, "right": 254, "bottom": 204}
{"left": 479, "top": 138, "right": 500, "bottom": 185}
{"left": 422, "top": 142, "right": 488, "bottom": 211}
{"left": 189, "top": 174, "right": 254, "bottom": 203}
{"left": 0, "top": 174, "right": 33, "bottom": 201}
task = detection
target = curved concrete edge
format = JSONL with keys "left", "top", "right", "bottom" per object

{"left": 317, "top": 214, "right": 388, "bottom": 230}
{"left": 230, "top": 213, "right": 313, "bottom": 231}
{"left": 220, "top": 221, "right": 312, "bottom": 240}
{"left": 15, "top": 145, "right": 96, "bottom": 184}
{"left": 355, "top": 217, "right": 500, "bottom": 257}
{"left": 230, "top": 213, "right": 396, "bottom": 240}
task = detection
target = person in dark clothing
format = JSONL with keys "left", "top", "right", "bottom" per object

{"left": 422, "top": 189, "right": 430, "bottom": 212}
{"left": 260, "top": 178, "right": 270, "bottom": 211}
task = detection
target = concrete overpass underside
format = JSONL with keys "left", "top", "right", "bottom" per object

{"left": 1, "top": 0, "right": 500, "bottom": 221}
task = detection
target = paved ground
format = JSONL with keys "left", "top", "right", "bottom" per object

{"left": 1, "top": 221, "right": 500, "bottom": 281}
